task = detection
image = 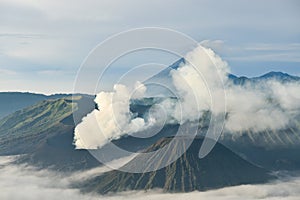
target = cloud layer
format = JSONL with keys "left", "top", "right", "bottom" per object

{"left": 1, "top": 156, "right": 300, "bottom": 200}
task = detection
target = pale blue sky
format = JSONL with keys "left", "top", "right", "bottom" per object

{"left": 0, "top": 0, "right": 299, "bottom": 94}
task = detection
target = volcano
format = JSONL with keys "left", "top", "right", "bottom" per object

{"left": 80, "top": 137, "right": 274, "bottom": 194}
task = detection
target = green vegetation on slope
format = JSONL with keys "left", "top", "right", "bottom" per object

{"left": 0, "top": 98, "right": 76, "bottom": 155}
{"left": 0, "top": 95, "right": 100, "bottom": 171}
{"left": 0, "top": 98, "right": 75, "bottom": 137}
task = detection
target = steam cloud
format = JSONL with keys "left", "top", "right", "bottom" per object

{"left": 74, "top": 45, "right": 300, "bottom": 149}
{"left": 74, "top": 81, "right": 155, "bottom": 149}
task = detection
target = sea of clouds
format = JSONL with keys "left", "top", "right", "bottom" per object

{"left": 1, "top": 156, "right": 300, "bottom": 200}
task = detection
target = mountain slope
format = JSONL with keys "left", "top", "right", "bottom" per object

{"left": 0, "top": 92, "right": 77, "bottom": 120}
{"left": 0, "top": 95, "right": 101, "bottom": 171}
{"left": 80, "top": 137, "right": 274, "bottom": 194}
{"left": 0, "top": 92, "right": 48, "bottom": 119}
{"left": 256, "top": 71, "right": 300, "bottom": 82}
{"left": 0, "top": 98, "right": 74, "bottom": 155}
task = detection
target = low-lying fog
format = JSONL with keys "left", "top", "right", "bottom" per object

{"left": 1, "top": 156, "right": 299, "bottom": 200}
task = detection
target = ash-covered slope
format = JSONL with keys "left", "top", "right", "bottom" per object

{"left": 80, "top": 137, "right": 274, "bottom": 194}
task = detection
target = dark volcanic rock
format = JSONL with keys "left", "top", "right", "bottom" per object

{"left": 80, "top": 137, "right": 274, "bottom": 194}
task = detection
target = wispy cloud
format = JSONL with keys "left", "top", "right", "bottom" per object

{"left": 0, "top": 0, "right": 299, "bottom": 93}
{"left": 228, "top": 52, "right": 300, "bottom": 62}
{"left": 209, "top": 42, "right": 300, "bottom": 63}
{"left": 244, "top": 43, "right": 300, "bottom": 51}
{"left": 0, "top": 68, "right": 17, "bottom": 75}
{"left": 0, "top": 33, "right": 46, "bottom": 39}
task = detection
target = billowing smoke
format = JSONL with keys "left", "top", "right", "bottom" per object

{"left": 224, "top": 81, "right": 299, "bottom": 132}
{"left": 74, "top": 81, "right": 154, "bottom": 149}
{"left": 74, "top": 45, "right": 300, "bottom": 149}
{"left": 167, "top": 47, "right": 228, "bottom": 122}
{"left": 167, "top": 46, "right": 300, "bottom": 133}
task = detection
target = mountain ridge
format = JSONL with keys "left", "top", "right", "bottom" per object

{"left": 144, "top": 58, "right": 300, "bottom": 96}
{"left": 0, "top": 92, "right": 93, "bottom": 120}
{"left": 0, "top": 95, "right": 101, "bottom": 171}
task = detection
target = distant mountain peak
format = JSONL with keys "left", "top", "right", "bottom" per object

{"left": 250, "top": 71, "right": 300, "bottom": 83}
{"left": 146, "top": 59, "right": 300, "bottom": 96}
{"left": 259, "top": 71, "right": 299, "bottom": 79}
{"left": 263, "top": 71, "right": 288, "bottom": 76}
{"left": 169, "top": 57, "right": 185, "bottom": 69}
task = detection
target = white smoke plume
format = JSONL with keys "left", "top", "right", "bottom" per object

{"left": 223, "top": 79, "right": 300, "bottom": 133}
{"left": 74, "top": 45, "right": 300, "bottom": 149}
{"left": 74, "top": 81, "right": 155, "bottom": 149}
{"left": 168, "top": 46, "right": 300, "bottom": 133}
{"left": 168, "top": 46, "right": 228, "bottom": 122}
